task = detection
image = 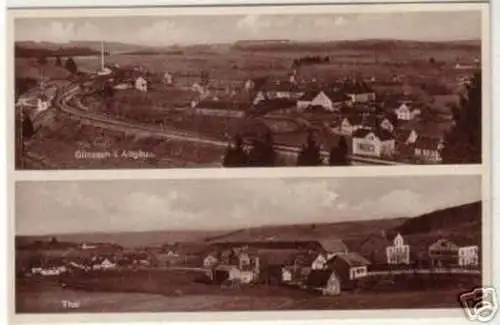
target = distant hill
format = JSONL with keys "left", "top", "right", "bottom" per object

{"left": 232, "top": 39, "right": 481, "bottom": 52}
{"left": 393, "top": 201, "right": 481, "bottom": 235}
{"left": 18, "top": 201, "right": 481, "bottom": 250}
{"left": 15, "top": 41, "right": 156, "bottom": 58}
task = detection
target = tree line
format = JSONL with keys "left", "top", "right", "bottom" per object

{"left": 223, "top": 131, "right": 349, "bottom": 167}
{"left": 292, "top": 56, "right": 330, "bottom": 68}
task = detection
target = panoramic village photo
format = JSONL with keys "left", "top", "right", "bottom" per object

{"left": 13, "top": 8, "right": 483, "bottom": 169}
{"left": 15, "top": 175, "right": 484, "bottom": 313}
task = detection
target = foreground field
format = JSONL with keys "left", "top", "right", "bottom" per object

{"left": 16, "top": 268, "right": 479, "bottom": 313}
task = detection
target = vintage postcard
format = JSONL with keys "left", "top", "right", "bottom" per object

{"left": 7, "top": 2, "right": 489, "bottom": 170}
{"left": 11, "top": 173, "right": 491, "bottom": 321}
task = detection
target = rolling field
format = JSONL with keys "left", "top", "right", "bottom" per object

{"left": 16, "top": 268, "right": 478, "bottom": 313}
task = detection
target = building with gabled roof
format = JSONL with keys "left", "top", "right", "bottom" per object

{"left": 352, "top": 128, "right": 395, "bottom": 158}
{"left": 414, "top": 136, "right": 444, "bottom": 163}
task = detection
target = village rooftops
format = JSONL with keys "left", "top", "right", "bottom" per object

{"left": 352, "top": 128, "right": 395, "bottom": 141}
{"left": 342, "top": 81, "right": 374, "bottom": 94}
{"left": 329, "top": 252, "right": 371, "bottom": 267}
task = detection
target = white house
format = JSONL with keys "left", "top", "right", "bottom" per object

{"left": 386, "top": 233, "right": 410, "bottom": 265}
{"left": 93, "top": 258, "right": 116, "bottom": 270}
{"left": 311, "top": 253, "right": 328, "bottom": 270}
{"left": 163, "top": 72, "right": 173, "bottom": 85}
{"left": 135, "top": 76, "right": 148, "bottom": 92}
{"left": 394, "top": 103, "right": 420, "bottom": 121}
{"left": 203, "top": 254, "right": 219, "bottom": 268}
{"left": 296, "top": 91, "right": 317, "bottom": 111}
{"left": 36, "top": 94, "right": 50, "bottom": 112}
{"left": 352, "top": 129, "right": 395, "bottom": 158}
{"left": 414, "top": 136, "right": 444, "bottom": 163}
{"left": 458, "top": 246, "right": 479, "bottom": 267}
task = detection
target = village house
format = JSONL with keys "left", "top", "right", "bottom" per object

{"left": 91, "top": 257, "right": 117, "bottom": 271}
{"left": 135, "top": 76, "right": 148, "bottom": 92}
{"left": 414, "top": 136, "right": 444, "bottom": 163}
{"left": 354, "top": 231, "right": 391, "bottom": 266}
{"left": 458, "top": 245, "right": 480, "bottom": 267}
{"left": 338, "top": 115, "right": 363, "bottom": 136}
{"left": 428, "top": 239, "right": 459, "bottom": 268}
{"left": 394, "top": 102, "right": 421, "bottom": 121}
{"left": 386, "top": 233, "right": 410, "bottom": 265}
{"left": 203, "top": 252, "right": 219, "bottom": 268}
{"left": 296, "top": 90, "right": 350, "bottom": 113}
{"left": 343, "top": 81, "right": 376, "bottom": 103}
{"left": 36, "top": 94, "right": 50, "bottom": 112}
{"left": 327, "top": 252, "right": 370, "bottom": 281}
{"left": 378, "top": 114, "right": 398, "bottom": 133}
{"left": 352, "top": 129, "right": 396, "bottom": 158}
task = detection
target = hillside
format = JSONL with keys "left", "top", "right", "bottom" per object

{"left": 393, "top": 201, "right": 481, "bottom": 235}
{"left": 232, "top": 39, "right": 481, "bottom": 52}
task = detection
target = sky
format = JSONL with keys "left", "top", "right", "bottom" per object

{"left": 14, "top": 11, "right": 482, "bottom": 46}
{"left": 16, "top": 175, "right": 481, "bottom": 236}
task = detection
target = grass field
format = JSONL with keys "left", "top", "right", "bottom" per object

{"left": 15, "top": 268, "right": 478, "bottom": 313}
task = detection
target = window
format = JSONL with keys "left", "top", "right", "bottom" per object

{"left": 358, "top": 143, "right": 375, "bottom": 152}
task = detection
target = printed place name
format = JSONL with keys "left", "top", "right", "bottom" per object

{"left": 74, "top": 150, "right": 156, "bottom": 160}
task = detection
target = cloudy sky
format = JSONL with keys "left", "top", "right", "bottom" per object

{"left": 16, "top": 175, "right": 481, "bottom": 236}
{"left": 14, "top": 11, "right": 481, "bottom": 46}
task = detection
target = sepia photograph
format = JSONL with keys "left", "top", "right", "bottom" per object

{"left": 14, "top": 175, "right": 486, "bottom": 314}
{"left": 11, "top": 4, "right": 486, "bottom": 170}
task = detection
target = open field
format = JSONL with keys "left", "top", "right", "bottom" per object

{"left": 16, "top": 268, "right": 479, "bottom": 313}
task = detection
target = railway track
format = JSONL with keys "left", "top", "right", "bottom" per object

{"left": 54, "top": 79, "right": 403, "bottom": 166}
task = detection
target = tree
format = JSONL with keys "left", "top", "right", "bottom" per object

{"left": 55, "top": 56, "right": 62, "bottom": 66}
{"left": 223, "top": 135, "right": 248, "bottom": 167}
{"left": 37, "top": 55, "right": 48, "bottom": 65}
{"left": 22, "top": 115, "right": 35, "bottom": 140}
{"left": 64, "top": 57, "right": 78, "bottom": 74}
{"left": 442, "top": 71, "right": 481, "bottom": 164}
{"left": 329, "top": 136, "right": 349, "bottom": 166}
{"left": 297, "top": 131, "right": 322, "bottom": 166}
{"left": 247, "top": 132, "right": 276, "bottom": 167}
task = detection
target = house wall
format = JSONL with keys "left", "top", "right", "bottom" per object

{"left": 348, "top": 93, "right": 376, "bottom": 103}
{"left": 458, "top": 246, "right": 479, "bottom": 267}
{"left": 352, "top": 137, "right": 381, "bottom": 157}
{"left": 296, "top": 100, "right": 311, "bottom": 112}
{"left": 414, "top": 148, "right": 442, "bottom": 163}
{"left": 311, "top": 92, "right": 334, "bottom": 111}
{"left": 349, "top": 266, "right": 368, "bottom": 280}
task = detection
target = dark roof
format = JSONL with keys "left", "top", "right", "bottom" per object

{"left": 342, "top": 81, "right": 374, "bottom": 94}
{"left": 264, "top": 80, "right": 300, "bottom": 92}
{"left": 352, "top": 128, "right": 373, "bottom": 138}
{"left": 376, "top": 129, "right": 395, "bottom": 141}
{"left": 428, "top": 239, "right": 459, "bottom": 252}
{"left": 379, "top": 113, "right": 398, "bottom": 126}
{"left": 324, "top": 91, "right": 351, "bottom": 102}
{"left": 415, "top": 136, "right": 443, "bottom": 150}
{"left": 352, "top": 128, "right": 394, "bottom": 141}
{"left": 306, "top": 269, "right": 335, "bottom": 287}
{"left": 331, "top": 252, "right": 371, "bottom": 267}
{"left": 343, "top": 114, "right": 363, "bottom": 125}
{"left": 318, "top": 238, "right": 348, "bottom": 253}
{"left": 298, "top": 91, "right": 319, "bottom": 101}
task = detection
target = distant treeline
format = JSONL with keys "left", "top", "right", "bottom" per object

{"left": 122, "top": 50, "right": 184, "bottom": 56}
{"left": 292, "top": 55, "right": 330, "bottom": 67}
{"left": 15, "top": 45, "right": 109, "bottom": 58}
{"left": 232, "top": 40, "right": 481, "bottom": 53}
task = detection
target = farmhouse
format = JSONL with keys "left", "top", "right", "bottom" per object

{"left": 352, "top": 129, "right": 395, "bottom": 158}
{"left": 414, "top": 136, "right": 444, "bottom": 163}
{"left": 458, "top": 245, "right": 480, "bottom": 267}
{"left": 135, "top": 76, "right": 148, "bottom": 92}
{"left": 326, "top": 252, "right": 370, "bottom": 282}
{"left": 36, "top": 94, "right": 50, "bottom": 112}
{"left": 428, "top": 239, "right": 459, "bottom": 268}
{"left": 386, "top": 233, "right": 410, "bottom": 265}
{"left": 394, "top": 103, "right": 421, "bottom": 121}
{"left": 343, "top": 81, "right": 376, "bottom": 103}
{"left": 193, "top": 100, "right": 247, "bottom": 118}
